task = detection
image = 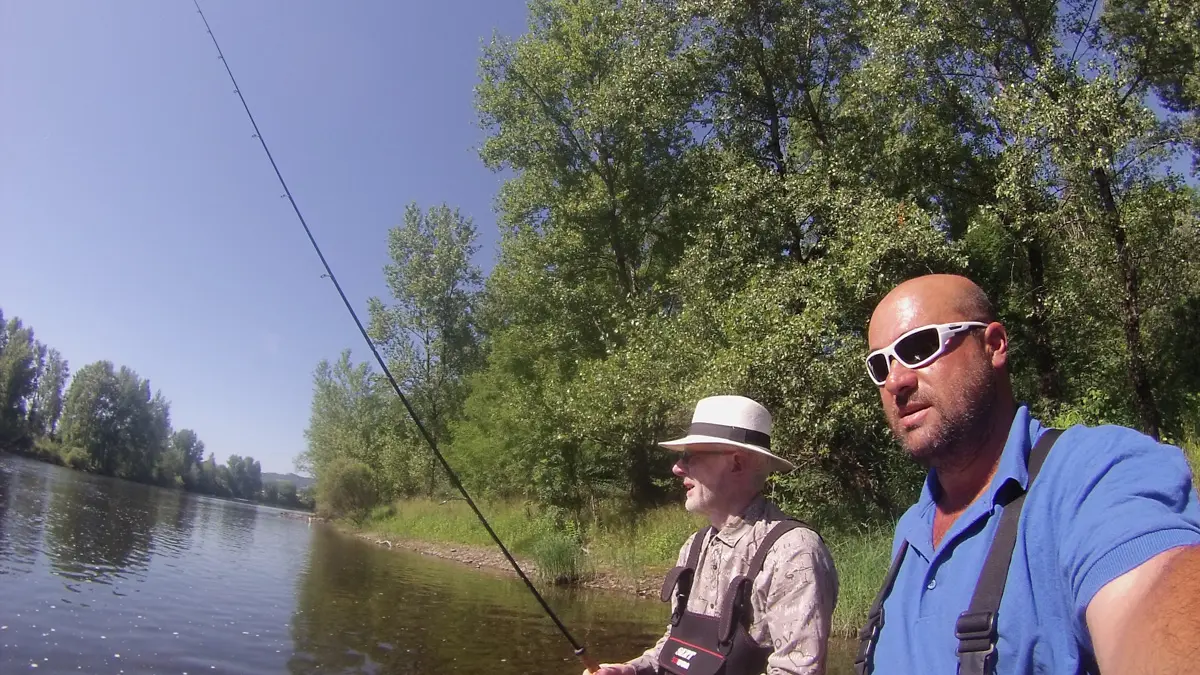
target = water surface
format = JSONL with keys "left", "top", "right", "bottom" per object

{"left": 0, "top": 454, "right": 854, "bottom": 673}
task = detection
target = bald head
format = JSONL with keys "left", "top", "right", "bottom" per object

{"left": 870, "top": 274, "right": 995, "bottom": 342}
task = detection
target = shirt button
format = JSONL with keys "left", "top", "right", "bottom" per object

{"left": 927, "top": 579, "right": 937, "bottom": 590}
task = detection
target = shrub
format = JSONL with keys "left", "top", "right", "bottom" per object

{"left": 63, "top": 447, "right": 91, "bottom": 470}
{"left": 316, "top": 458, "right": 379, "bottom": 523}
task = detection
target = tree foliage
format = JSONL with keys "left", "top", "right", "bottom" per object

{"left": 305, "top": 0, "right": 1200, "bottom": 526}
{"left": 366, "top": 202, "right": 483, "bottom": 496}
{"left": 0, "top": 313, "right": 46, "bottom": 448}
{"left": 0, "top": 307, "right": 295, "bottom": 507}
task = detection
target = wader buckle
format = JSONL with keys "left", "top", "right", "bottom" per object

{"left": 955, "top": 611, "right": 997, "bottom": 674}
{"left": 853, "top": 610, "right": 882, "bottom": 675}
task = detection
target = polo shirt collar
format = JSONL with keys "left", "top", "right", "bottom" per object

{"left": 901, "top": 405, "right": 1043, "bottom": 556}
{"left": 990, "top": 405, "right": 1046, "bottom": 500}
{"left": 713, "top": 493, "right": 767, "bottom": 548}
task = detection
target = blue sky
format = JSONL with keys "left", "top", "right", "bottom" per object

{"left": 0, "top": 1, "right": 528, "bottom": 474}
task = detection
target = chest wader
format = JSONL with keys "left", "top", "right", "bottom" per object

{"left": 656, "top": 519, "right": 811, "bottom": 675}
{"left": 853, "top": 429, "right": 1102, "bottom": 675}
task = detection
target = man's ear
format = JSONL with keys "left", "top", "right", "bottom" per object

{"left": 984, "top": 322, "right": 1009, "bottom": 369}
{"left": 729, "top": 451, "right": 746, "bottom": 474}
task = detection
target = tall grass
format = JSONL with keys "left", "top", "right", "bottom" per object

{"left": 1183, "top": 434, "right": 1200, "bottom": 492}
{"left": 357, "top": 497, "right": 891, "bottom": 635}
{"left": 823, "top": 525, "right": 895, "bottom": 637}
{"left": 359, "top": 498, "right": 700, "bottom": 585}
{"left": 586, "top": 505, "right": 705, "bottom": 581}
{"left": 364, "top": 498, "right": 557, "bottom": 553}
{"left": 363, "top": 498, "right": 587, "bottom": 584}
{"left": 532, "top": 531, "right": 589, "bottom": 585}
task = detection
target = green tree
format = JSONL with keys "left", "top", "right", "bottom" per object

{"left": 874, "top": 0, "right": 1200, "bottom": 437}
{"left": 299, "top": 350, "right": 394, "bottom": 504}
{"left": 59, "top": 360, "right": 118, "bottom": 472}
{"left": 367, "top": 202, "right": 483, "bottom": 496}
{"left": 308, "top": 0, "right": 1200, "bottom": 526}
{"left": 164, "top": 429, "right": 206, "bottom": 489}
{"left": 224, "top": 455, "right": 263, "bottom": 500}
{"left": 30, "top": 348, "right": 68, "bottom": 438}
{"left": 60, "top": 361, "right": 173, "bottom": 479}
{"left": 197, "top": 453, "right": 223, "bottom": 496}
{"left": 277, "top": 480, "right": 298, "bottom": 506}
{"left": 0, "top": 316, "right": 41, "bottom": 448}
{"left": 465, "top": 0, "right": 711, "bottom": 510}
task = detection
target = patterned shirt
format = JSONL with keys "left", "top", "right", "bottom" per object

{"left": 627, "top": 495, "right": 839, "bottom": 675}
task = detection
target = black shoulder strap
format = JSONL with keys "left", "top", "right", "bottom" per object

{"left": 687, "top": 526, "right": 712, "bottom": 569}
{"left": 660, "top": 526, "right": 713, "bottom": 625}
{"left": 748, "top": 519, "right": 808, "bottom": 576}
{"left": 854, "top": 540, "right": 909, "bottom": 675}
{"left": 717, "top": 519, "right": 812, "bottom": 646}
{"left": 956, "top": 428, "right": 1063, "bottom": 675}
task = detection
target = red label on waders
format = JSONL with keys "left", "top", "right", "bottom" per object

{"left": 658, "top": 625, "right": 727, "bottom": 675}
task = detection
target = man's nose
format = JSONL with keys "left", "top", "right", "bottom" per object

{"left": 884, "top": 359, "right": 918, "bottom": 396}
{"left": 672, "top": 460, "right": 687, "bottom": 477}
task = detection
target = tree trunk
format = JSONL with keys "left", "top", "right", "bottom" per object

{"left": 627, "top": 442, "right": 655, "bottom": 508}
{"left": 1092, "top": 167, "right": 1161, "bottom": 438}
{"left": 1024, "top": 237, "right": 1062, "bottom": 404}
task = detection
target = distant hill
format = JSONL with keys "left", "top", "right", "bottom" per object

{"left": 262, "top": 472, "right": 314, "bottom": 490}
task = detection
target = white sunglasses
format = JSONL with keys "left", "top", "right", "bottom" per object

{"left": 865, "top": 321, "right": 988, "bottom": 386}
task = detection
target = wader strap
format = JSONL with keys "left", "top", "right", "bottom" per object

{"left": 956, "top": 428, "right": 1062, "bottom": 675}
{"left": 663, "top": 526, "right": 713, "bottom": 626}
{"left": 853, "top": 540, "right": 909, "bottom": 675}
{"left": 748, "top": 519, "right": 809, "bottom": 576}
{"left": 687, "top": 526, "right": 713, "bottom": 570}
{"left": 718, "top": 520, "right": 812, "bottom": 645}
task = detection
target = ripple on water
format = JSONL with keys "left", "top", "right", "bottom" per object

{"left": 1, "top": 457, "right": 682, "bottom": 675}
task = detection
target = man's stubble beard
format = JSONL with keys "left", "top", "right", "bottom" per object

{"left": 895, "top": 363, "right": 998, "bottom": 472}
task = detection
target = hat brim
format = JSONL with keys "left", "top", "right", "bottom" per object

{"left": 658, "top": 435, "right": 795, "bottom": 473}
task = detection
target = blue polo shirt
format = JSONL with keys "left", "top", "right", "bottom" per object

{"left": 870, "top": 406, "right": 1200, "bottom": 673}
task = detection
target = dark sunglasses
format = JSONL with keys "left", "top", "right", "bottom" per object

{"left": 676, "top": 449, "right": 735, "bottom": 466}
{"left": 865, "top": 321, "right": 988, "bottom": 386}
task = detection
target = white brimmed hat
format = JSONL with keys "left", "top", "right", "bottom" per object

{"left": 658, "top": 395, "right": 795, "bottom": 473}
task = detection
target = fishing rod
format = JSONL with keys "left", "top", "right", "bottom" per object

{"left": 190, "top": 3, "right": 601, "bottom": 672}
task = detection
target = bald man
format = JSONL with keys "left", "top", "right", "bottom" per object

{"left": 854, "top": 274, "right": 1200, "bottom": 675}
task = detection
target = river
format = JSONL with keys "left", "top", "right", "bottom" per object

{"left": 0, "top": 454, "right": 855, "bottom": 674}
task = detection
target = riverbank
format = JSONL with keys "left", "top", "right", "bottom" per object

{"left": 348, "top": 528, "right": 668, "bottom": 596}
{"left": 1, "top": 441, "right": 315, "bottom": 513}
{"left": 342, "top": 439, "right": 1200, "bottom": 638}
{"left": 341, "top": 498, "right": 893, "bottom": 637}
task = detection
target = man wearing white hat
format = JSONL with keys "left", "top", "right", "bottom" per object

{"left": 588, "top": 395, "right": 840, "bottom": 675}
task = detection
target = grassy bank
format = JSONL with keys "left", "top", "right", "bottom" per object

{"left": 353, "top": 498, "right": 893, "bottom": 636}
{"left": 359, "top": 499, "right": 701, "bottom": 584}
{"left": 343, "top": 436, "right": 1200, "bottom": 638}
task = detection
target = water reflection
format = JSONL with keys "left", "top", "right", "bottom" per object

{"left": 44, "top": 471, "right": 159, "bottom": 585}
{"left": 1, "top": 455, "right": 856, "bottom": 674}
{"left": 0, "top": 456, "right": 303, "bottom": 673}
{"left": 288, "top": 526, "right": 668, "bottom": 675}
{"left": 288, "top": 527, "right": 861, "bottom": 675}
{"left": 218, "top": 498, "right": 259, "bottom": 552}
{"left": 151, "top": 486, "right": 198, "bottom": 558}
{"left": 0, "top": 459, "right": 51, "bottom": 576}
